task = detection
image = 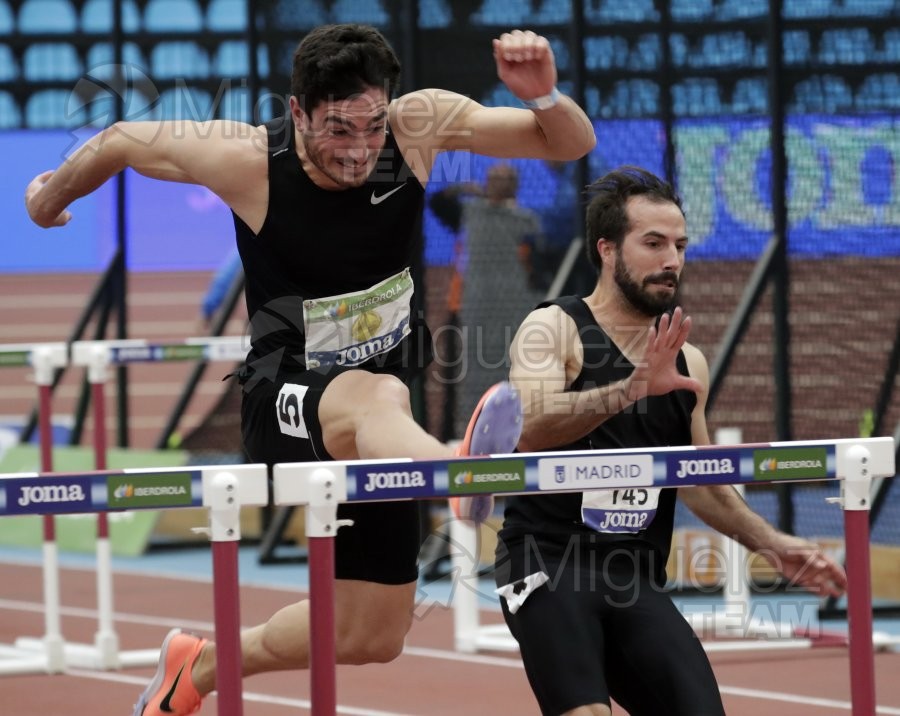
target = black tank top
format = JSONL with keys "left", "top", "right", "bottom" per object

{"left": 233, "top": 115, "right": 429, "bottom": 375}
{"left": 499, "top": 296, "right": 697, "bottom": 570}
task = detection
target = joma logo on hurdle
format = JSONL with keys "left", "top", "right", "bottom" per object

{"left": 17, "top": 483, "right": 88, "bottom": 507}
{"left": 675, "top": 458, "right": 736, "bottom": 478}
{"left": 363, "top": 470, "right": 426, "bottom": 492}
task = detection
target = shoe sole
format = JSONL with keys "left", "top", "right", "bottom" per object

{"left": 132, "top": 627, "right": 182, "bottom": 716}
{"left": 459, "top": 382, "right": 523, "bottom": 456}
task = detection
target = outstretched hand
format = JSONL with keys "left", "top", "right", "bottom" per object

{"left": 25, "top": 170, "right": 72, "bottom": 228}
{"left": 493, "top": 30, "right": 557, "bottom": 102}
{"left": 625, "top": 307, "right": 703, "bottom": 402}
{"left": 759, "top": 533, "right": 847, "bottom": 598}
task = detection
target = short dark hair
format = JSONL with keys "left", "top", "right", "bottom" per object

{"left": 291, "top": 24, "right": 401, "bottom": 116}
{"left": 584, "top": 166, "right": 683, "bottom": 274}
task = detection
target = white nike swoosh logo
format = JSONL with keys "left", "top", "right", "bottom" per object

{"left": 370, "top": 185, "right": 406, "bottom": 205}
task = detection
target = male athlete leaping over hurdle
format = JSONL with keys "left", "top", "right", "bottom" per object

{"left": 25, "top": 24, "right": 595, "bottom": 715}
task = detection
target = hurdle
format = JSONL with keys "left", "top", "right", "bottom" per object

{"left": 273, "top": 437, "right": 895, "bottom": 716}
{"left": 2, "top": 337, "right": 248, "bottom": 672}
{"left": 450, "top": 426, "right": 862, "bottom": 653}
{"left": 0, "top": 342, "right": 69, "bottom": 674}
{"left": 0, "top": 462, "right": 267, "bottom": 715}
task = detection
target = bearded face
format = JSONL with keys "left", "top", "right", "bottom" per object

{"left": 613, "top": 251, "right": 681, "bottom": 317}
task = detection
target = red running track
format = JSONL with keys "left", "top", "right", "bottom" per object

{"left": 0, "top": 561, "right": 899, "bottom": 715}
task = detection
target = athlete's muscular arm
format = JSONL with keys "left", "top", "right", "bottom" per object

{"left": 391, "top": 31, "right": 594, "bottom": 181}
{"left": 26, "top": 120, "right": 269, "bottom": 233}
{"left": 677, "top": 347, "right": 847, "bottom": 596}
{"left": 510, "top": 306, "right": 701, "bottom": 452}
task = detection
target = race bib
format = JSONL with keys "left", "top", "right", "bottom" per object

{"left": 582, "top": 488, "right": 661, "bottom": 534}
{"left": 303, "top": 269, "right": 413, "bottom": 369}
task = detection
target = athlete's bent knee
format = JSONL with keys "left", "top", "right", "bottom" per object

{"left": 337, "top": 624, "right": 406, "bottom": 665}
{"left": 363, "top": 374, "right": 411, "bottom": 412}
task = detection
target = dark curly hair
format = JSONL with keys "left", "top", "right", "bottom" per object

{"left": 291, "top": 24, "right": 401, "bottom": 116}
{"left": 584, "top": 166, "right": 684, "bottom": 275}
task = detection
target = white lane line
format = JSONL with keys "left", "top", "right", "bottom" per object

{"left": 719, "top": 685, "right": 900, "bottom": 715}
{"left": 65, "top": 668, "right": 414, "bottom": 716}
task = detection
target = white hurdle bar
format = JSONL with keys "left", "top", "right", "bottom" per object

{"left": 273, "top": 437, "right": 895, "bottom": 716}
{"left": 0, "top": 462, "right": 268, "bottom": 716}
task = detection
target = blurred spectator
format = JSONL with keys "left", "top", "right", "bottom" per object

{"left": 429, "top": 162, "right": 543, "bottom": 438}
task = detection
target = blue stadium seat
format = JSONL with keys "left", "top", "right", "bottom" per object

{"left": 0, "top": 1, "right": 13, "bottom": 34}
{"left": 151, "top": 41, "right": 210, "bottom": 79}
{"left": 81, "top": 0, "right": 141, "bottom": 33}
{"left": 784, "top": 0, "right": 833, "bottom": 18}
{"left": 731, "top": 78, "right": 767, "bottom": 114}
{"left": 791, "top": 75, "right": 853, "bottom": 113}
{"left": 23, "top": 42, "right": 82, "bottom": 81}
{"left": 0, "top": 43, "right": 17, "bottom": 80}
{"left": 884, "top": 30, "right": 900, "bottom": 63}
{"left": 86, "top": 42, "right": 148, "bottom": 76}
{"left": 213, "top": 41, "right": 269, "bottom": 77}
{"left": 628, "top": 34, "right": 660, "bottom": 71}
{"left": 536, "top": 0, "right": 570, "bottom": 23}
{"left": 818, "top": 28, "right": 873, "bottom": 65}
{"left": 672, "top": 78, "right": 722, "bottom": 116}
{"left": 255, "top": 87, "right": 276, "bottom": 122}
{"left": 18, "top": 0, "right": 78, "bottom": 33}
{"left": 418, "top": 0, "right": 452, "bottom": 28}
{"left": 671, "top": 0, "right": 713, "bottom": 21}
{"left": 548, "top": 35, "right": 570, "bottom": 72}
{"left": 144, "top": 0, "right": 203, "bottom": 32}
{"left": 26, "top": 89, "right": 87, "bottom": 128}
{"left": 217, "top": 85, "right": 252, "bottom": 121}
{"left": 584, "top": 36, "right": 629, "bottom": 71}
{"left": 84, "top": 86, "right": 155, "bottom": 126}
{"left": 715, "top": 0, "right": 766, "bottom": 20}
{"left": 206, "top": 0, "right": 246, "bottom": 31}
{"left": 331, "top": 0, "right": 388, "bottom": 25}
{"left": 271, "top": 0, "right": 326, "bottom": 29}
{"left": 0, "top": 90, "right": 20, "bottom": 127}
{"left": 586, "top": 0, "right": 658, "bottom": 23}
{"left": 470, "top": 0, "right": 531, "bottom": 26}
{"left": 836, "top": 0, "right": 892, "bottom": 17}
{"left": 856, "top": 73, "right": 900, "bottom": 110}
{"left": 783, "top": 30, "right": 811, "bottom": 65}
{"left": 156, "top": 86, "right": 213, "bottom": 121}
{"left": 479, "top": 81, "right": 518, "bottom": 108}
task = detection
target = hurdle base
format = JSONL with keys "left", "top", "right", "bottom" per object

{"left": 13, "top": 637, "right": 160, "bottom": 670}
{"left": 0, "top": 643, "right": 65, "bottom": 675}
{"left": 455, "top": 623, "right": 518, "bottom": 653}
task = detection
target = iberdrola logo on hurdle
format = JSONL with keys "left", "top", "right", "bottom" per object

{"left": 753, "top": 447, "right": 829, "bottom": 480}
{"left": 107, "top": 472, "right": 193, "bottom": 508}
{"left": 448, "top": 459, "right": 526, "bottom": 495}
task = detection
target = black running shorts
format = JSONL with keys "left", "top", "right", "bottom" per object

{"left": 239, "top": 366, "right": 420, "bottom": 585}
{"left": 495, "top": 538, "right": 726, "bottom": 716}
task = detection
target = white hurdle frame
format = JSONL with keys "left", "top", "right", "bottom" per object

{"left": 0, "top": 463, "right": 268, "bottom": 716}
{"left": 451, "top": 436, "right": 897, "bottom": 656}
{"left": 273, "top": 437, "right": 894, "bottom": 716}
{"left": 0, "top": 337, "right": 248, "bottom": 673}
{"left": 0, "top": 343, "right": 68, "bottom": 675}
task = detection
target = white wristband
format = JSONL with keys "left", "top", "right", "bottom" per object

{"left": 521, "top": 87, "right": 560, "bottom": 110}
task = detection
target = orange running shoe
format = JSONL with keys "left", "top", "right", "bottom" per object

{"left": 132, "top": 628, "right": 206, "bottom": 716}
{"left": 450, "top": 382, "right": 523, "bottom": 523}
